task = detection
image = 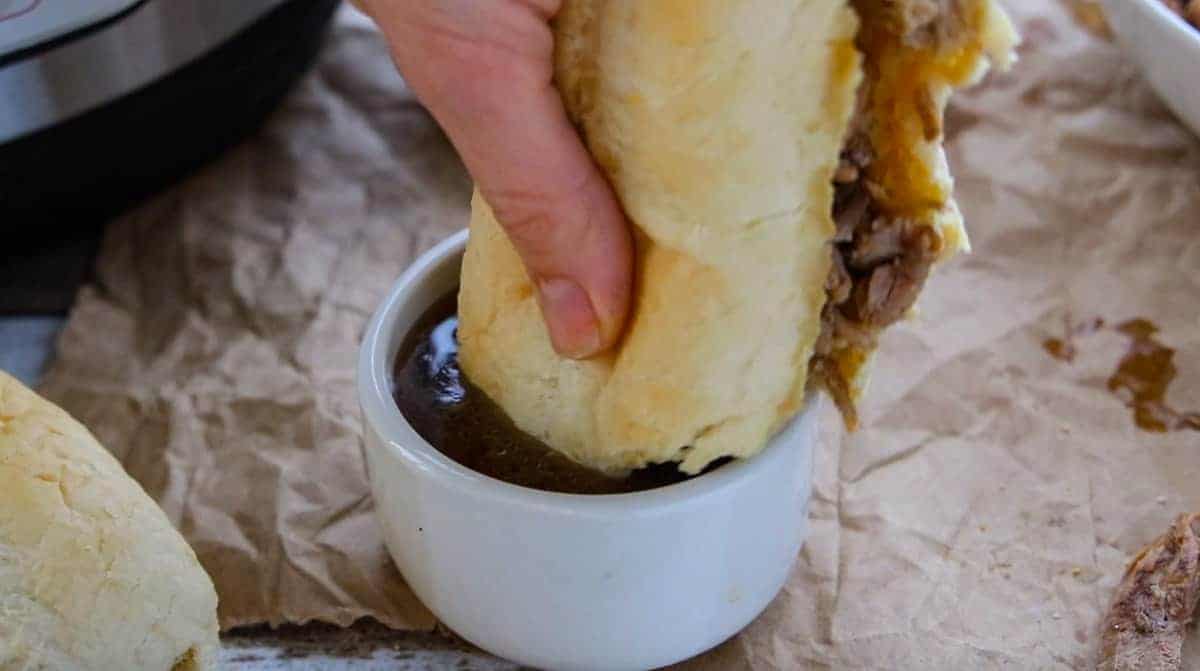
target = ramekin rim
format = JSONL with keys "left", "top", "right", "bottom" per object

{"left": 356, "top": 229, "right": 820, "bottom": 515}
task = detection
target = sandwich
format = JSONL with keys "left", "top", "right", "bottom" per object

{"left": 458, "top": 0, "right": 1019, "bottom": 475}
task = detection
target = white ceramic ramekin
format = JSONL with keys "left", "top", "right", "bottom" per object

{"left": 358, "top": 230, "right": 819, "bottom": 671}
{"left": 1101, "top": 0, "right": 1200, "bottom": 136}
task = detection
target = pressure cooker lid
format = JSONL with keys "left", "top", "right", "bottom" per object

{"left": 0, "top": 0, "right": 143, "bottom": 60}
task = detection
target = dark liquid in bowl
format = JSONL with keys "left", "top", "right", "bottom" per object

{"left": 391, "top": 290, "right": 708, "bottom": 494}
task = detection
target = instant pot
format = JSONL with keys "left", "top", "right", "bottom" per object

{"left": 0, "top": 0, "right": 340, "bottom": 221}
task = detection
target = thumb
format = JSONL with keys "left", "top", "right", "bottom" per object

{"left": 475, "top": 112, "right": 634, "bottom": 359}
{"left": 373, "top": 1, "right": 633, "bottom": 358}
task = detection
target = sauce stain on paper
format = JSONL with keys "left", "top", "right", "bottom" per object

{"left": 1106, "top": 319, "right": 1200, "bottom": 433}
{"left": 1042, "top": 338, "right": 1075, "bottom": 362}
{"left": 1042, "top": 314, "right": 1105, "bottom": 363}
{"left": 1044, "top": 316, "right": 1198, "bottom": 433}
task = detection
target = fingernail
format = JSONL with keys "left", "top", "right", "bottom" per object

{"left": 536, "top": 278, "right": 603, "bottom": 359}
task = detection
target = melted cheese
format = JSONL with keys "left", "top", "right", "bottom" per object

{"left": 855, "top": 0, "right": 991, "bottom": 218}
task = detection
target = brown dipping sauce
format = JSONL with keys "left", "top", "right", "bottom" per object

{"left": 1106, "top": 319, "right": 1200, "bottom": 433}
{"left": 392, "top": 290, "right": 711, "bottom": 494}
{"left": 1042, "top": 315, "right": 1199, "bottom": 433}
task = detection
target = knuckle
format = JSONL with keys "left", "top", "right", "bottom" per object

{"left": 487, "top": 189, "right": 562, "bottom": 257}
{"left": 420, "top": 53, "right": 537, "bottom": 116}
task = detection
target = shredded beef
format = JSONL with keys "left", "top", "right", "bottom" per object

{"left": 854, "top": 0, "right": 969, "bottom": 47}
{"left": 810, "top": 133, "right": 942, "bottom": 425}
{"left": 848, "top": 216, "right": 904, "bottom": 271}
{"left": 812, "top": 0, "right": 971, "bottom": 426}
{"left": 1098, "top": 514, "right": 1200, "bottom": 671}
{"left": 826, "top": 250, "right": 853, "bottom": 305}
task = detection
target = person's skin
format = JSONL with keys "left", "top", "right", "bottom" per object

{"left": 356, "top": 0, "right": 634, "bottom": 359}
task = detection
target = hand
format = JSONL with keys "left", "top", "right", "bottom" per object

{"left": 358, "top": 0, "right": 633, "bottom": 359}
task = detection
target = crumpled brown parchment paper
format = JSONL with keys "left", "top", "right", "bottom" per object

{"left": 37, "top": 2, "right": 1200, "bottom": 668}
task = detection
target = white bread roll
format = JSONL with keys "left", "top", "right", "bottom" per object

{"left": 460, "top": 0, "right": 863, "bottom": 474}
{"left": 0, "top": 371, "right": 219, "bottom": 670}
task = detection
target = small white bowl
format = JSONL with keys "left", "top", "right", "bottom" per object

{"left": 1101, "top": 0, "right": 1200, "bottom": 135}
{"left": 358, "top": 230, "right": 821, "bottom": 671}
